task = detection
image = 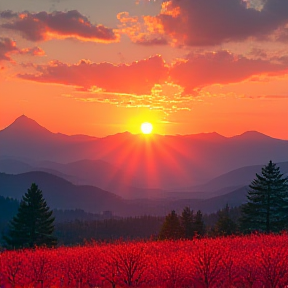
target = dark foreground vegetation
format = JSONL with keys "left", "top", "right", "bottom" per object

{"left": 1, "top": 234, "right": 288, "bottom": 288}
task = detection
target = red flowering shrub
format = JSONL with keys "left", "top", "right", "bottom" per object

{"left": 0, "top": 234, "right": 288, "bottom": 288}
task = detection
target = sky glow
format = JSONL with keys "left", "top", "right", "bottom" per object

{"left": 0, "top": 0, "right": 287, "bottom": 138}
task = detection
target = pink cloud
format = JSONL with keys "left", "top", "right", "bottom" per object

{"left": 17, "top": 51, "right": 288, "bottom": 96}
{"left": 0, "top": 37, "right": 17, "bottom": 61}
{"left": 169, "top": 51, "right": 288, "bottom": 94}
{"left": 18, "top": 55, "right": 168, "bottom": 95}
{"left": 19, "top": 47, "right": 46, "bottom": 56}
{"left": 0, "top": 37, "right": 45, "bottom": 64}
{"left": 1, "top": 10, "right": 119, "bottom": 43}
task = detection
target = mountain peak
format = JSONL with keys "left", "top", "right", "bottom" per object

{"left": 1, "top": 115, "right": 51, "bottom": 135}
{"left": 232, "top": 131, "right": 273, "bottom": 141}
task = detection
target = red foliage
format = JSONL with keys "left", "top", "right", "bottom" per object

{"left": 1, "top": 234, "right": 288, "bottom": 288}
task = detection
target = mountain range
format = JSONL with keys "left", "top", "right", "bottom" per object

{"left": 1, "top": 115, "right": 288, "bottom": 191}
{"left": 0, "top": 115, "right": 288, "bottom": 216}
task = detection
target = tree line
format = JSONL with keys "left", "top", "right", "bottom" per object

{"left": 159, "top": 160, "right": 288, "bottom": 239}
{"left": 1, "top": 160, "right": 287, "bottom": 248}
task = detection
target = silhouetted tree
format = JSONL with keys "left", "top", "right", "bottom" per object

{"left": 194, "top": 210, "right": 205, "bottom": 237}
{"left": 4, "top": 183, "right": 57, "bottom": 248}
{"left": 180, "top": 207, "right": 194, "bottom": 239}
{"left": 214, "top": 204, "right": 237, "bottom": 236}
{"left": 240, "top": 161, "right": 288, "bottom": 233}
{"left": 159, "top": 210, "right": 183, "bottom": 240}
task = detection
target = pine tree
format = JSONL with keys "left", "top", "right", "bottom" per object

{"left": 214, "top": 204, "right": 237, "bottom": 236}
{"left": 240, "top": 161, "right": 288, "bottom": 233}
{"left": 159, "top": 210, "right": 183, "bottom": 240}
{"left": 194, "top": 210, "right": 205, "bottom": 237}
{"left": 4, "top": 183, "right": 57, "bottom": 249}
{"left": 180, "top": 206, "right": 195, "bottom": 239}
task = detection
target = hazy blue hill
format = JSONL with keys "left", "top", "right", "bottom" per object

{"left": 35, "top": 159, "right": 144, "bottom": 194}
{"left": 0, "top": 158, "right": 147, "bottom": 198}
{"left": 0, "top": 171, "right": 124, "bottom": 213}
{"left": 0, "top": 171, "right": 252, "bottom": 216}
{"left": 175, "top": 161, "right": 288, "bottom": 198}
{"left": 0, "top": 158, "right": 34, "bottom": 174}
{"left": 201, "top": 161, "right": 288, "bottom": 193}
{"left": 0, "top": 172, "right": 171, "bottom": 216}
{"left": 165, "top": 186, "right": 248, "bottom": 214}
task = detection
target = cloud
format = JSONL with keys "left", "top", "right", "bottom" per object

{"left": 0, "top": 37, "right": 17, "bottom": 61}
{"left": 18, "top": 55, "right": 168, "bottom": 95}
{"left": 17, "top": 51, "right": 288, "bottom": 96}
{"left": 134, "top": 35, "right": 168, "bottom": 46}
{"left": 240, "top": 94, "right": 288, "bottom": 99}
{"left": 16, "top": 50, "right": 288, "bottom": 112}
{"left": 62, "top": 81, "right": 194, "bottom": 113}
{"left": 117, "top": 12, "right": 168, "bottom": 45}
{"left": 0, "top": 37, "right": 46, "bottom": 66}
{"left": 122, "top": 0, "right": 288, "bottom": 47}
{"left": 0, "top": 10, "right": 18, "bottom": 19}
{"left": 169, "top": 50, "right": 288, "bottom": 94}
{"left": 1, "top": 10, "right": 119, "bottom": 43}
{"left": 19, "top": 47, "right": 46, "bottom": 56}
{"left": 274, "top": 24, "right": 288, "bottom": 42}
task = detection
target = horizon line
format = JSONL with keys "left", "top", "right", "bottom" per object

{"left": 1, "top": 114, "right": 288, "bottom": 141}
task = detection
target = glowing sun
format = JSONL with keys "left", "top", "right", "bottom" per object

{"left": 141, "top": 122, "right": 153, "bottom": 134}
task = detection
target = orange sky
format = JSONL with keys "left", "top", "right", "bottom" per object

{"left": 0, "top": 0, "right": 288, "bottom": 139}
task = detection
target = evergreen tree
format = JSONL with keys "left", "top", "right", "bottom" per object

{"left": 180, "top": 207, "right": 195, "bottom": 239}
{"left": 214, "top": 204, "right": 237, "bottom": 236}
{"left": 159, "top": 210, "right": 183, "bottom": 240}
{"left": 194, "top": 210, "right": 205, "bottom": 237}
{"left": 240, "top": 161, "right": 288, "bottom": 233}
{"left": 4, "top": 183, "right": 57, "bottom": 249}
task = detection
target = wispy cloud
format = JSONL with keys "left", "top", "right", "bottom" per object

{"left": 240, "top": 94, "right": 288, "bottom": 99}
{"left": 63, "top": 82, "right": 195, "bottom": 113}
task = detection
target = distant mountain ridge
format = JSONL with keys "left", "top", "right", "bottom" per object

{"left": 0, "top": 171, "right": 124, "bottom": 213}
{"left": 1, "top": 115, "right": 288, "bottom": 191}
{"left": 0, "top": 171, "right": 250, "bottom": 216}
{"left": 2, "top": 158, "right": 288, "bottom": 200}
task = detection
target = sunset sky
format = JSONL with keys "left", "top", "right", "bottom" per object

{"left": 1, "top": 0, "right": 288, "bottom": 138}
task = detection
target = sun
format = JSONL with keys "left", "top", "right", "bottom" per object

{"left": 141, "top": 122, "right": 153, "bottom": 134}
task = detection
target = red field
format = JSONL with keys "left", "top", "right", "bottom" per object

{"left": 1, "top": 234, "right": 288, "bottom": 288}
